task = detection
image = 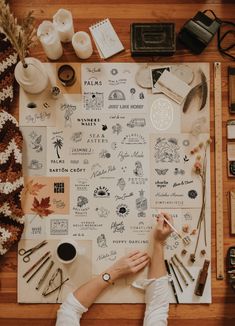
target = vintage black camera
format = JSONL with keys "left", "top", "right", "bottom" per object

{"left": 178, "top": 11, "right": 221, "bottom": 54}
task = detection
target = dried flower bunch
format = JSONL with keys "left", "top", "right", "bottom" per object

{"left": 0, "top": 0, "right": 37, "bottom": 67}
{"left": 190, "top": 139, "right": 211, "bottom": 263}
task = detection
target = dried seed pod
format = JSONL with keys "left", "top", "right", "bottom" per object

{"left": 190, "top": 229, "right": 197, "bottom": 235}
{"left": 190, "top": 253, "right": 196, "bottom": 263}
{"left": 181, "top": 249, "right": 187, "bottom": 256}
{"left": 182, "top": 224, "right": 189, "bottom": 233}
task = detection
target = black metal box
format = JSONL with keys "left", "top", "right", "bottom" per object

{"left": 130, "top": 23, "right": 176, "bottom": 56}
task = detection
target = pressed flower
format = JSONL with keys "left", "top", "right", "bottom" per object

{"left": 193, "top": 161, "right": 202, "bottom": 174}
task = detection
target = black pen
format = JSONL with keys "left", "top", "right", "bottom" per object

{"left": 169, "top": 261, "right": 183, "bottom": 293}
{"left": 165, "top": 259, "right": 179, "bottom": 304}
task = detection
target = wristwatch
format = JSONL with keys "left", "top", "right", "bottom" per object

{"left": 102, "top": 273, "right": 114, "bottom": 285}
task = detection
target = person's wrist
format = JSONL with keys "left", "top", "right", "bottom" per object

{"left": 101, "top": 272, "right": 115, "bottom": 285}
{"left": 103, "top": 268, "right": 120, "bottom": 282}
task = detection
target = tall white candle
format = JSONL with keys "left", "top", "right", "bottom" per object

{"left": 72, "top": 32, "right": 93, "bottom": 59}
{"left": 53, "top": 9, "right": 74, "bottom": 43}
{"left": 37, "top": 21, "right": 63, "bottom": 60}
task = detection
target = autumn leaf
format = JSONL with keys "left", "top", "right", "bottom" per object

{"left": 25, "top": 179, "right": 46, "bottom": 196}
{"left": 31, "top": 197, "right": 54, "bottom": 218}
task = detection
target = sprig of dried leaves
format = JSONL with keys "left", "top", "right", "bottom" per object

{"left": 0, "top": 0, "right": 37, "bottom": 67}
{"left": 190, "top": 139, "right": 211, "bottom": 263}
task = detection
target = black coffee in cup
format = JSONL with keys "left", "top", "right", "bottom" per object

{"left": 57, "top": 242, "right": 77, "bottom": 262}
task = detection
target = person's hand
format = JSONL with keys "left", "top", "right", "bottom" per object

{"left": 105, "top": 250, "right": 150, "bottom": 281}
{"left": 153, "top": 212, "right": 173, "bottom": 244}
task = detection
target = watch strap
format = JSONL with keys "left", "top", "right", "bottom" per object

{"left": 102, "top": 273, "right": 114, "bottom": 285}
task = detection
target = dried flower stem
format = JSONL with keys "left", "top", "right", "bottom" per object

{"left": 192, "top": 140, "right": 210, "bottom": 257}
{"left": 0, "top": 0, "right": 37, "bottom": 66}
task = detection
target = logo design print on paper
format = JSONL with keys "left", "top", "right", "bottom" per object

{"left": 154, "top": 137, "right": 180, "bottom": 163}
{"left": 150, "top": 98, "right": 173, "bottom": 131}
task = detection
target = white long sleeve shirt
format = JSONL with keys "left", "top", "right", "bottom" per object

{"left": 56, "top": 276, "right": 169, "bottom": 326}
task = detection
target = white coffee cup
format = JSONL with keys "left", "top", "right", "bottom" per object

{"left": 56, "top": 239, "right": 78, "bottom": 264}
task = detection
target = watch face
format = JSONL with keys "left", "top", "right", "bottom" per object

{"left": 103, "top": 273, "right": 110, "bottom": 281}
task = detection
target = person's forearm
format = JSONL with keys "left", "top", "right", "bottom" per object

{"left": 148, "top": 241, "right": 166, "bottom": 279}
{"left": 73, "top": 274, "right": 110, "bottom": 308}
{"left": 73, "top": 250, "right": 149, "bottom": 308}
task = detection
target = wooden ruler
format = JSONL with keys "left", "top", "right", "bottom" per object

{"left": 214, "top": 62, "right": 224, "bottom": 280}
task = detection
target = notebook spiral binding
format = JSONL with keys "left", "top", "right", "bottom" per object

{"left": 90, "top": 19, "right": 109, "bottom": 29}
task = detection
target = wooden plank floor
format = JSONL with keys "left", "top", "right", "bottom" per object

{"left": 1, "top": 0, "right": 235, "bottom": 325}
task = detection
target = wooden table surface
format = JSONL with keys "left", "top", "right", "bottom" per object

{"left": 1, "top": 0, "right": 235, "bottom": 325}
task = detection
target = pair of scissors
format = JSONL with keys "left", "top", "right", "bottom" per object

{"left": 18, "top": 240, "right": 48, "bottom": 263}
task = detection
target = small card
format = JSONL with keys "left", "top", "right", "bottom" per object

{"left": 150, "top": 66, "right": 171, "bottom": 93}
{"left": 227, "top": 143, "right": 235, "bottom": 177}
{"left": 21, "top": 176, "right": 70, "bottom": 217}
{"left": 227, "top": 142, "right": 235, "bottom": 161}
{"left": 230, "top": 190, "right": 235, "bottom": 234}
{"left": 227, "top": 120, "right": 235, "bottom": 140}
{"left": 21, "top": 126, "right": 47, "bottom": 176}
{"left": 156, "top": 70, "right": 192, "bottom": 104}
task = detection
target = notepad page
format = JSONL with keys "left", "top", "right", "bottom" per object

{"left": 89, "top": 19, "right": 124, "bottom": 59}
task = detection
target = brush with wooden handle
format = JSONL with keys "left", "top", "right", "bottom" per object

{"left": 163, "top": 216, "right": 191, "bottom": 246}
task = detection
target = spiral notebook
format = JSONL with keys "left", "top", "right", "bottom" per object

{"left": 89, "top": 19, "right": 124, "bottom": 59}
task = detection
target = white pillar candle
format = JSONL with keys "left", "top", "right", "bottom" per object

{"left": 72, "top": 32, "right": 93, "bottom": 59}
{"left": 53, "top": 9, "right": 74, "bottom": 43}
{"left": 37, "top": 21, "right": 63, "bottom": 60}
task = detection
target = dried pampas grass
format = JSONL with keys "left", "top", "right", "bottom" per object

{"left": 0, "top": 0, "right": 37, "bottom": 67}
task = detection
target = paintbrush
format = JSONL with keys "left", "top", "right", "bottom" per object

{"left": 174, "top": 254, "right": 195, "bottom": 281}
{"left": 171, "top": 257, "right": 189, "bottom": 286}
{"left": 35, "top": 260, "right": 54, "bottom": 290}
{"left": 26, "top": 255, "right": 51, "bottom": 283}
{"left": 163, "top": 217, "right": 191, "bottom": 246}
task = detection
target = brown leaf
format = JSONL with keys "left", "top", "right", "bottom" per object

{"left": 25, "top": 180, "right": 46, "bottom": 196}
{"left": 31, "top": 196, "right": 54, "bottom": 218}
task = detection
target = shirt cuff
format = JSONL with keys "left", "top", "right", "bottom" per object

{"left": 58, "top": 292, "right": 88, "bottom": 316}
{"left": 132, "top": 275, "right": 169, "bottom": 290}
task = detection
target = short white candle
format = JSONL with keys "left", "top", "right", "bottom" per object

{"left": 72, "top": 32, "right": 93, "bottom": 59}
{"left": 37, "top": 21, "right": 63, "bottom": 60}
{"left": 53, "top": 9, "right": 74, "bottom": 43}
